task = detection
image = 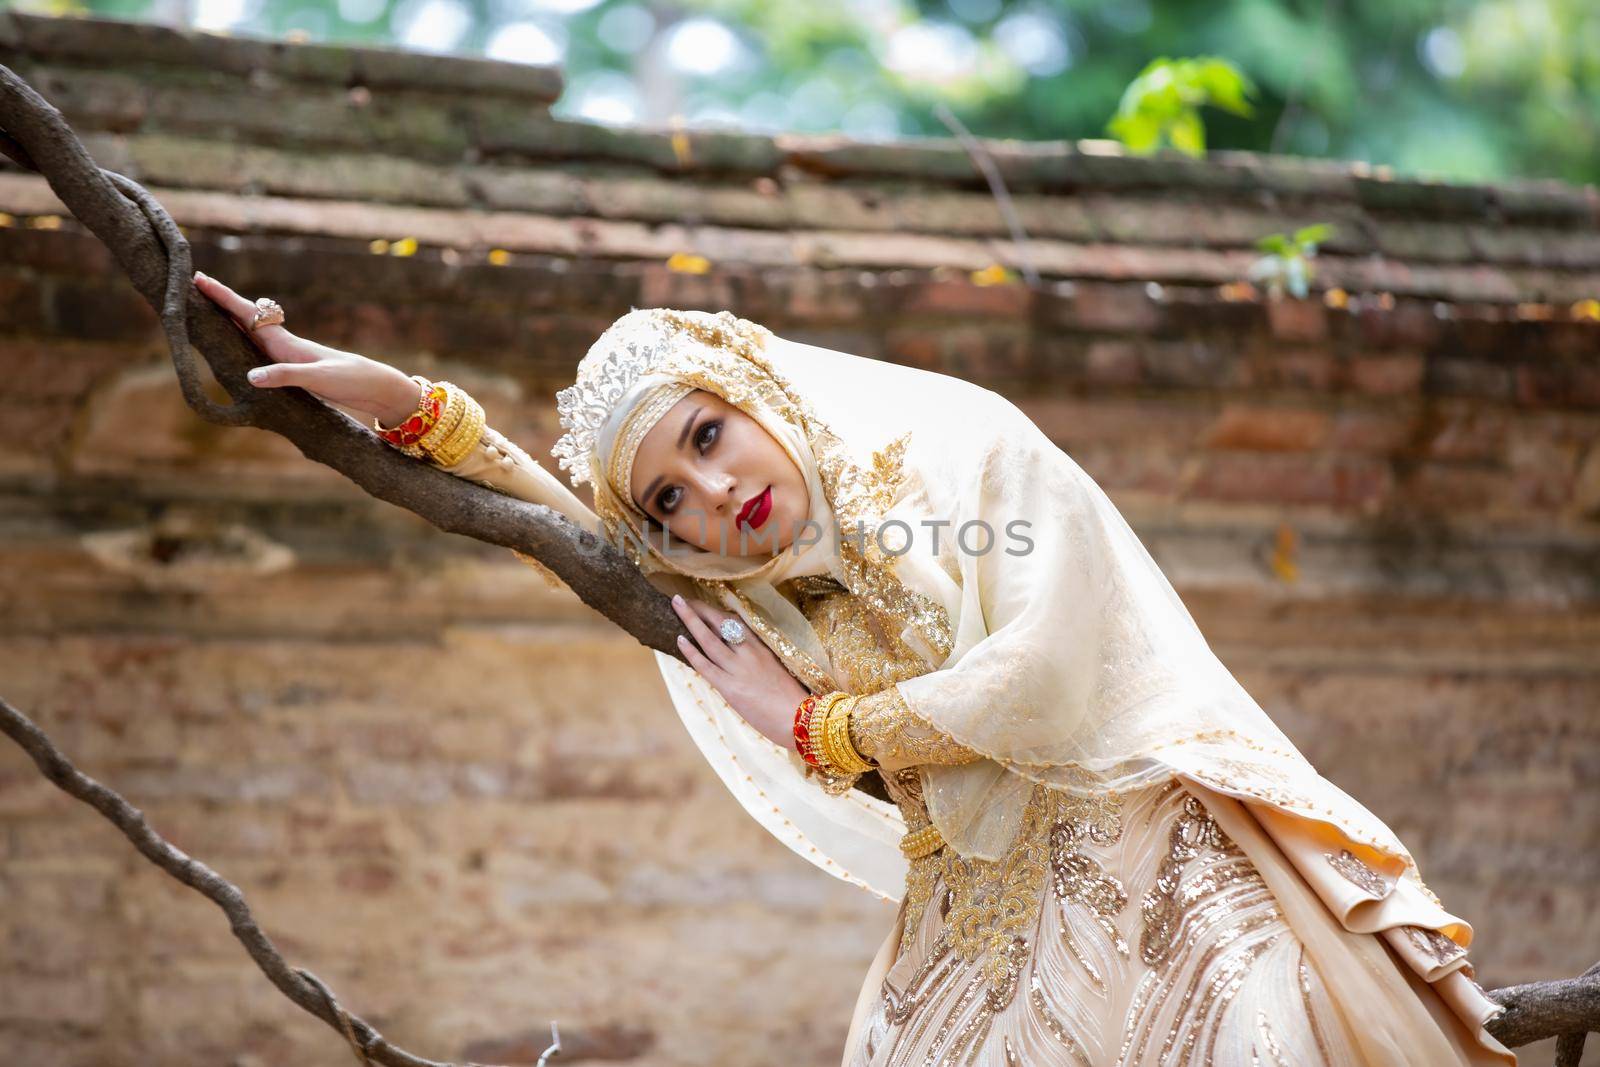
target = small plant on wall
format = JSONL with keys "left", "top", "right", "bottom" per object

{"left": 1249, "top": 223, "right": 1337, "bottom": 300}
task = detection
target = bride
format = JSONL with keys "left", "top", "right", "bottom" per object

{"left": 196, "top": 270, "right": 1515, "bottom": 1066}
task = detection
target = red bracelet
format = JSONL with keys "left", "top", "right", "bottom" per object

{"left": 375, "top": 376, "right": 446, "bottom": 449}
{"left": 792, "top": 694, "right": 823, "bottom": 767}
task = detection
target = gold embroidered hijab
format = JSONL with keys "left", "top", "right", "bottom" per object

{"left": 535, "top": 306, "right": 1424, "bottom": 905}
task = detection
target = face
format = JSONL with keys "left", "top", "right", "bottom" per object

{"left": 627, "top": 389, "right": 811, "bottom": 556}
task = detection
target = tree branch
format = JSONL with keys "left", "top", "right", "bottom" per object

{"left": 1487, "top": 961, "right": 1600, "bottom": 1060}
{"left": 0, "top": 61, "right": 689, "bottom": 655}
{"left": 0, "top": 693, "right": 553, "bottom": 1067}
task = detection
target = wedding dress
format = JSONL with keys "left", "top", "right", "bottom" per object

{"left": 421, "top": 307, "right": 1514, "bottom": 1066}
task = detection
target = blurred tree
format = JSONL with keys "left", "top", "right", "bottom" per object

{"left": 5, "top": 0, "right": 1596, "bottom": 185}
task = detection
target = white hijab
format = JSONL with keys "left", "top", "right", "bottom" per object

{"left": 528, "top": 307, "right": 1419, "bottom": 903}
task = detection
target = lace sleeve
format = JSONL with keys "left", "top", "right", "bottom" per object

{"left": 847, "top": 685, "right": 986, "bottom": 772}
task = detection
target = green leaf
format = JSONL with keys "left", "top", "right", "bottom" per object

{"left": 1293, "top": 222, "right": 1336, "bottom": 248}
{"left": 1168, "top": 110, "right": 1206, "bottom": 156}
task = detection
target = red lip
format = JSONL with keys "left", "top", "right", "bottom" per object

{"left": 737, "top": 485, "right": 773, "bottom": 530}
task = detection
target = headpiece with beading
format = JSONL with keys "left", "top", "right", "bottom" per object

{"left": 551, "top": 308, "right": 672, "bottom": 488}
{"left": 551, "top": 307, "right": 772, "bottom": 488}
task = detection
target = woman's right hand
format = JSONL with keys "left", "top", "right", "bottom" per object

{"left": 193, "top": 270, "right": 424, "bottom": 425}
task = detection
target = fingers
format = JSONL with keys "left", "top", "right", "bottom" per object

{"left": 672, "top": 594, "right": 734, "bottom": 671}
{"left": 245, "top": 361, "right": 315, "bottom": 389}
{"left": 192, "top": 270, "right": 300, "bottom": 355}
{"left": 675, "top": 630, "right": 721, "bottom": 678}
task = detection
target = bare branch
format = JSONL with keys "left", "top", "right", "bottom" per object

{"left": 932, "top": 101, "right": 1041, "bottom": 290}
{"left": 0, "top": 693, "right": 518, "bottom": 1067}
{"left": 0, "top": 60, "right": 691, "bottom": 654}
{"left": 1486, "top": 961, "right": 1600, "bottom": 1056}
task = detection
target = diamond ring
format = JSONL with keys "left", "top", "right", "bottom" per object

{"left": 719, "top": 618, "right": 748, "bottom": 645}
{"left": 248, "top": 297, "right": 285, "bottom": 332}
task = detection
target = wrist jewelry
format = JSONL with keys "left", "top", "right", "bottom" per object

{"left": 426, "top": 384, "right": 485, "bottom": 466}
{"left": 792, "top": 694, "right": 823, "bottom": 767}
{"left": 373, "top": 374, "right": 443, "bottom": 458}
{"left": 417, "top": 380, "right": 466, "bottom": 455}
{"left": 373, "top": 378, "right": 488, "bottom": 468}
{"left": 818, "top": 692, "right": 873, "bottom": 775}
{"left": 899, "top": 823, "right": 945, "bottom": 859}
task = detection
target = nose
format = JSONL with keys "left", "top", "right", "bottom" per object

{"left": 690, "top": 467, "right": 737, "bottom": 511}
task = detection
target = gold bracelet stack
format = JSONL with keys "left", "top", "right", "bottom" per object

{"left": 814, "top": 691, "right": 875, "bottom": 775}
{"left": 899, "top": 823, "right": 945, "bottom": 859}
{"left": 373, "top": 375, "right": 485, "bottom": 467}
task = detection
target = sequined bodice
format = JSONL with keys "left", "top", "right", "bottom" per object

{"left": 797, "top": 584, "right": 932, "bottom": 699}
{"left": 785, "top": 580, "right": 939, "bottom": 822}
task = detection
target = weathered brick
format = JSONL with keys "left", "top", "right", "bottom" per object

{"left": 1425, "top": 358, "right": 1514, "bottom": 401}
{"left": 1327, "top": 409, "right": 1420, "bottom": 454}
{"left": 1349, "top": 353, "right": 1426, "bottom": 396}
{"left": 1084, "top": 338, "right": 1143, "bottom": 387}
{"left": 1399, "top": 462, "right": 1515, "bottom": 515}
{"left": 1418, "top": 404, "right": 1509, "bottom": 462}
{"left": 463, "top": 1022, "right": 656, "bottom": 1064}
{"left": 1050, "top": 282, "right": 1164, "bottom": 334}
{"left": 1140, "top": 339, "right": 1235, "bottom": 388}
{"left": 1514, "top": 362, "right": 1600, "bottom": 409}
{"left": 1249, "top": 346, "right": 1341, "bottom": 392}
{"left": 895, "top": 276, "right": 1032, "bottom": 318}
{"left": 1185, "top": 452, "right": 1392, "bottom": 509}
{"left": 1199, "top": 404, "right": 1330, "bottom": 451}
{"left": 943, "top": 325, "right": 1033, "bottom": 381}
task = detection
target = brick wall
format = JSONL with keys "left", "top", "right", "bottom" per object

{"left": 2, "top": 11, "right": 1597, "bottom": 1066}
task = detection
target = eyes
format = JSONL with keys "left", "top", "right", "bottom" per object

{"left": 655, "top": 418, "right": 722, "bottom": 514}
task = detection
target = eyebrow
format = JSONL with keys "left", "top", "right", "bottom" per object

{"left": 635, "top": 405, "right": 704, "bottom": 513}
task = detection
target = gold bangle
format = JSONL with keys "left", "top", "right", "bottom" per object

{"left": 899, "top": 823, "right": 945, "bottom": 859}
{"left": 417, "top": 381, "right": 466, "bottom": 454}
{"left": 819, "top": 693, "right": 873, "bottom": 775}
{"left": 803, "top": 693, "right": 833, "bottom": 767}
{"left": 429, "top": 390, "right": 485, "bottom": 467}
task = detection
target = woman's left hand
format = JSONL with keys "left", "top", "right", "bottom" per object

{"left": 671, "top": 594, "right": 810, "bottom": 751}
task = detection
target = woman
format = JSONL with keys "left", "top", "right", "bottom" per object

{"left": 196, "top": 271, "right": 1515, "bottom": 1066}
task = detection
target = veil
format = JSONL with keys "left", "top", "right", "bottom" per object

{"left": 494, "top": 306, "right": 1426, "bottom": 905}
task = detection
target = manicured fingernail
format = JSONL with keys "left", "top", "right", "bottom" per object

{"left": 247, "top": 368, "right": 265, "bottom": 383}
{"left": 672, "top": 594, "right": 684, "bottom": 607}
{"left": 676, "top": 634, "right": 687, "bottom": 645}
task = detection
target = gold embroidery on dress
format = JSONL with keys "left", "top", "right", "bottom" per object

{"left": 1324, "top": 847, "right": 1388, "bottom": 898}
{"left": 1138, "top": 793, "right": 1234, "bottom": 967}
{"left": 793, "top": 581, "right": 974, "bottom": 771}
{"left": 1028, "top": 974, "right": 1095, "bottom": 1066}
{"left": 1121, "top": 789, "right": 1290, "bottom": 1066}
{"left": 811, "top": 428, "right": 954, "bottom": 665}
{"left": 1403, "top": 924, "right": 1467, "bottom": 966}
{"left": 1047, "top": 793, "right": 1130, "bottom": 993}
{"left": 881, "top": 931, "right": 957, "bottom": 1027}
{"left": 850, "top": 686, "right": 984, "bottom": 769}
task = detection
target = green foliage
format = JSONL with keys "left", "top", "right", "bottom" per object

{"left": 15, "top": 0, "right": 1600, "bottom": 186}
{"left": 1249, "top": 223, "right": 1337, "bottom": 299}
{"left": 1106, "top": 56, "right": 1257, "bottom": 157}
